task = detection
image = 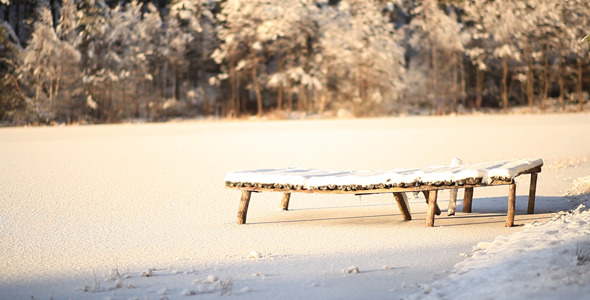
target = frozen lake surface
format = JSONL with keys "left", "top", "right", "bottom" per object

{"left": 1, "top": 113, "right": 590, "bottom": 299}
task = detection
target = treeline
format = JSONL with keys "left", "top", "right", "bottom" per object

{"left": 0, "top": 0, "right": 589, "bottom": 125}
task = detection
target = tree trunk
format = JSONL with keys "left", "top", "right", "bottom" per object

{"left": 162, "top": 61, "right": 168, "bottom": 98}
{"left": 134, "top": 78, "right": 140, "bottom": 118}
{"left": 542, "top": 42, "right": 549, "bottom": 111}
{"left": 578, "top": 59, "right": 584, "bottom": 112}
{"left": 432, "top": 42, "right": 439, "bottom": 114}
{"left": 525, "top": 43, "right": 534, "bottom": 110}
{"left": 502, "top": 55, "right": 509, "bottom": 113}
{"left": 277, "top": 46, "right": 283, "bottom": 111}
{"left": 286, "top": 78, "right": 293, "bottom": 112}
{"left": 174, "top": 64, "right": 181, "bottom": 102}
{"left": 229, "top": 58, "right": 238, "bottom": 117}
{"left": 197, "top": 35, "right": 209, "bottom": 116}
{"left": 298, "top": 85, "right": 307, "bottom": 112}
{"left": 252, "top": 57, "right": 263, "bottom": 117}
{"left": 558, "top": 42, "right": 565, "bottom": 112}
{"left": 476, "top": 64, "right": 484, "bottom": 111}
{"left": 459, "top": 52, "right": 466, "bottom": 111}
{"left": 452, "top": 51, "right": 459, "bottom": 113}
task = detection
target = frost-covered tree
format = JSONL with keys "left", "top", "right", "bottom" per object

{"left": 57, "top": 0, "right": 78, "bottom": 45}
{"left": 408, "top": 0, "right": 466, "bottom": 114}
{"left": 560, "top": 0, "right": 590, "bottom": 112}
{"left": 319, "top": 0, "right": 404, "bottom": 116}
{"left": 18, "top": 5, "right": 82, "bottom": 123}
{"left": 462, "top": 0, "right": 528, "bottom": 112}
{"left": 163, "top": 0, "right": 216, "bottom": 115}
{"left": 462, "top": 0, "right": 589, "bottom": 112}
{"left": 256, "top": 0, "right": 328, "bottom": 115}
{"left": 260, "top": 0, "right": 319, "bottom": 113}
{"left": 213, "top": 0, "right": 267, "bottom": 117}
{"left": 0, "top": 20, "right": 23, "bottom": 123}
{"left": 98, "top": 1, "right": 161, "bottom": 120}
{"left": 76, "top": 0, "right": 110, "bottom": 120}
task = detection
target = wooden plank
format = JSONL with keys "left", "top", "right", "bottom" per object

{"left": 393, "top": 192, "right": 412, "bottom": 221}
{"left": 463, "top": 187, "right": 474, "bottom": 213}
{"left": 226, "top": 180, "right": 514, "bottom": 194}
{"left": 281, "top": 192, "right": 291, "bottom": 211}
{"left": 448, "top": 188, "right": 458, "bottom": 216}
{"left": 426, "top": 190, "right": 438, "bottom": 227}
{"left": 237, "top": 190, "right": 252, "bottom": 224}
{"left": 506, "top": 183, "right": 516, "bottom": 227}
{"left": 528, "top": 173, "right": 538, "bottom": 214}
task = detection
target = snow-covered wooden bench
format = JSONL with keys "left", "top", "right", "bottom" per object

{"left": 224, "top": 158, "right": 543, "bottom": 227}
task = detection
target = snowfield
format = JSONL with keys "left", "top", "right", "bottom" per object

{"left": 1, "top": 113, "right": 590, "bottom": 299}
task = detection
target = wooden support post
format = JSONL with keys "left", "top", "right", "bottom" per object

{"left": 448, "top": 188, "right": 458, "bottom": 216}
{"left": 281, "top": 192, "right": 291, "bottom": 211}
{"left": 506, "top": 183, "right": 516, "bottom": 227}
{"left": 426, "top": 190, "right": 438, "bottom": 227}
{"left": 422, "top": 190, "right": 441, "bottom": 216}
{"left": 393, "top": 192, "right": 412, "bottom": 221}
{"left": 237, "top": 190, "right": 252, "bottom": 224}
{"left": 528, "top": 173, "right": 538, "bottom": 214}
{"left": 463, "top": 187, "right": 474, "bottom": 213}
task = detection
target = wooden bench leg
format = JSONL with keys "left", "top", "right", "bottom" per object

{"left": 422, "top": 191, "right": 441, "bottom": 216}
{"left": 463, "top": 187, "right": 474, "bottom": 213}
{"left": 393, "top": 192, "right": 412, "bottom": 221}
{"left": 281, "top": 192, "right": 291, "bottom": 211}
{"left": 506, "top": 183, "right": 516, "bottom": 227}
{"left": 237, "top": 190, "right": 252, "bottom": 224}
{"left": 426, "top": 190, "right": 438, "bottom": 227}
{"left": 528, "top": 173, "right": 538, "bottom": 214}
{"left": 448, "top": 188, "right": 458, "bottom": 216}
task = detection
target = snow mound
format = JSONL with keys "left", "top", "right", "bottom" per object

{"left": 566, "top": 176, "right": 590, "bottom": 197}
{"left": 412, "top": 205, "right": 590, "bottom": 300}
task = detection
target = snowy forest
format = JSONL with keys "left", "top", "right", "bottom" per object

{"left": 0, "top": 0, "right": 589, "bottom": 125}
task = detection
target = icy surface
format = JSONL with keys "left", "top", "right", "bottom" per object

{"left": 224, "top": 158, "right": 544, "bottom": 188}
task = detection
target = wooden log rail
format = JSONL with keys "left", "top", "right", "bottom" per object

{"left": 226, "top": 166, "right": 541, "bottom": 227}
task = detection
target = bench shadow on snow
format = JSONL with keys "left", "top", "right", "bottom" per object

{"left": 250, "top": 196, "right": 569, "bottom": 226}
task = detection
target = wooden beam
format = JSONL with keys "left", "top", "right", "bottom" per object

{"left": 281, "top": 192, "right": 291, "bottom": 211}
{"left": 528, "top": 173, "right": 538, "bottom": 214}
{"left": 463, "top": 187, "right": 474, "bottom": 213}
{"left": 393, "top": 192, "right": 412, "bottom": 221}
{"left": 506, "top": 183, "right": 516, "bottom": 227}
{"left": 226, "top": 180, "right": 514, "bottom": 194}
{"left": 237, "top": 190, "right": 252, "bottom": 224}
{"left": 426, "top": 190, "right": 438, "bottom": 227}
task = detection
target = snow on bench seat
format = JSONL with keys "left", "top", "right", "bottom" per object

{"left": 224, "top": 159, "right": 543, "bottom": 191}
{"left": 225, "top": 158, "right": 543, "bottom": 227}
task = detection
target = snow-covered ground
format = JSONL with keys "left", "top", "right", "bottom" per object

{"left": 1, "top": 113, "right": 590, "bottom": 299}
